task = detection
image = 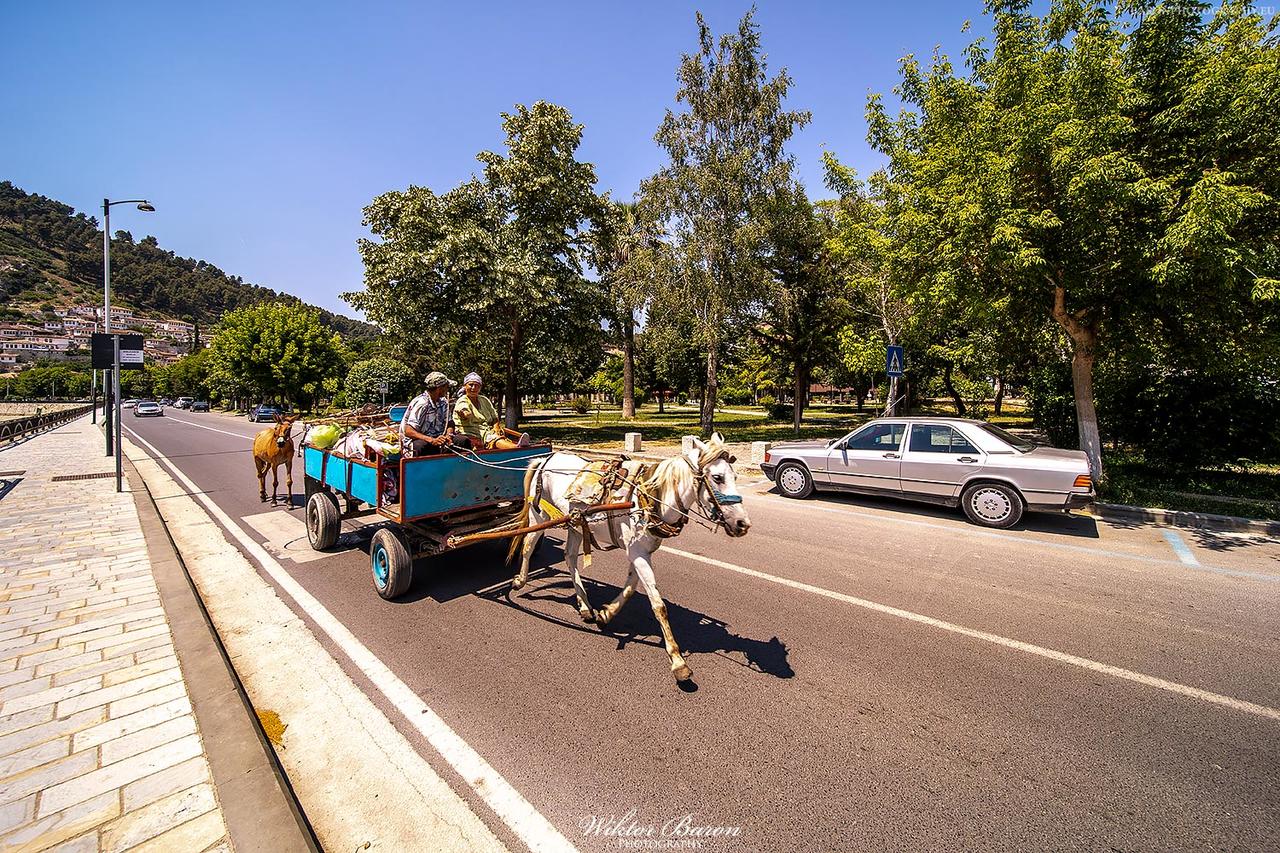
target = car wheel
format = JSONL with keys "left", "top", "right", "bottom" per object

{"left": 961, "top": 482, "right": 1024, "bottom": 529}
{"left": 775, "top": 462, "right": 814, "bottom": 499}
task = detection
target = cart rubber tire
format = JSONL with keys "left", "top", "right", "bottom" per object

{"left": 961, "top": 481, "right": 1024, "bottom": 529}
{"left": 306, "top": 492, "right": 340, "bottom": 551}
{"left": 775, "top": 462, "right": 814, "bottom": 499}
{"left": 371, "top": 528, "right": 413, "bottom": 600}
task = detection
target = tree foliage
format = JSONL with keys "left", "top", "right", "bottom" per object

{"left": 642, "top": 9, "right": 811, "bottom": 434}
{"left": 206, "top": 303, "right": 348, "bottom": 407}
{"left": 344, "top": 357, "right": 417, "bottom": 407}
{"left": 350, "top": 102, "right": 605, "bottom": 426}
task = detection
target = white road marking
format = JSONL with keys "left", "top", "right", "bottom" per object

{"left": 664, "top": 545, "right": 1280, "bottom": 723}
{"left": 123, "top": 424, "right": 578, "bottom": 853}
{"left": 155, "top": 413, "right": 257, "bottom": 441}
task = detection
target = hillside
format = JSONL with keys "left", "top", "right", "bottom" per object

{"left": 0, "top": 181, "right": 374, "bottom": 339}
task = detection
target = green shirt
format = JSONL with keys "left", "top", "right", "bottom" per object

{"left": 453, "top": 394, "right": 500, "bottom": 443}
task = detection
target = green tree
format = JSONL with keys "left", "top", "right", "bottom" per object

{"left": 853, "top": 0, "right": 1280, "bottom": 478}
{"left": 641, "top": 9, "right": 811, "bottom": 434}
{"left": 350, "top": 102, "right": 604, "bottom": 428}
{"left": 589, "top": 201, "right": 652, "bottom": 419}
{"left": 165, "top": 350, "right": 210, "bottom": 398}
{"left": 206, "top": 303, "right": 347, "bottom": 408}
{"left": 756, "top": 183, "right": 846, "bottom": 433}
{"left": 344, "top": 357, "right": 417, "bottom": 407}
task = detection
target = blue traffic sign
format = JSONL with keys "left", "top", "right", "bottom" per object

{"left": 886, "top": 345, "right": 905, "bottom": 377}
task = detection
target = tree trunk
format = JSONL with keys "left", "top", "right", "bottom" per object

{"left": 504, "top": 319, "right": 521, "bottom": 428}
{"left": 657, "top": 386, "right": 666, "bottom": 414}
{"left": 791, "top": 363, "right": 808, "bottom": 436}
{"left": 993, "top": 373, "right": 1005, "bottom": 416}
{"left": 701, "top": 347, "right": 718, "bottom": 435}
{"left": 884, "top": 376, "right": 898, "bottom": 417}
{"left": 1050, "top": 283, "right": 1103, "bottom": 481}
{"left": 942, "top": 362, "right": 966, "bottom": 416}
{"left": 621, "top": 316, "right": 636, "bottom": 419}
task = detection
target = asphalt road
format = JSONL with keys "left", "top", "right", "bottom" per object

{"left": 123, "top": 409, "right": 1280, "bottom": 852}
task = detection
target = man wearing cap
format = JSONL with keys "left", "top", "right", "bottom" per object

{"left": 400, "top": 371, "right": 457, "bottom": 457}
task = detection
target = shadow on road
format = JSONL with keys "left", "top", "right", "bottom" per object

{"left": 763, "top": 486, "right": 1102, "bottom": 539}
{"left": 387, "top": 537, "right": 796, "bottom": 681}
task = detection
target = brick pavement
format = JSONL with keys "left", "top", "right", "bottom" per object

{"left": 0, "top": 416, "right": 231, "bottom": 852}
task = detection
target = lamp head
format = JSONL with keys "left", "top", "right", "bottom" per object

{"left": 136, "top": 202, "right": 155, "bottom": 212}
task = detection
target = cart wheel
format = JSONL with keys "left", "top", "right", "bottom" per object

{"left": 370, "top": 528, "right": 412, "bottom": 600}
{"left": 306, "top": 492, "right": 340, "bottom": 551}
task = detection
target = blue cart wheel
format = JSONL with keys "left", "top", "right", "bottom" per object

{"left": 370, "top": 528, "right": 412, "bottom": 600}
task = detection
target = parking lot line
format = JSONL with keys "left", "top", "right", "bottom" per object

{"left": 1163, "top": 530, "right": 1200, "bottom": 566}
{"left": 664, "top": 545, "right": 1280, "bottom": 723}
{"left": 754, "top": 493, "right": 1280, "bottom": 582}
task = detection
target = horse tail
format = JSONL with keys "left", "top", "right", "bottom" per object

{"left": 505, "top": 458, "right": 542, "bottom": 565}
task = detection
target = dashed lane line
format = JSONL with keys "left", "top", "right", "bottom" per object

{"left": 123, "top": 423, "right": 578, "bottom": 853}
{"left": 664, "top": 545, "right": 1280, "bottom": 723}
{"left": 152, "top": 413, "right": 258, "bottom": 441}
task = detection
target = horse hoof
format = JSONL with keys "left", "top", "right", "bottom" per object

{"left": 579, "top": 609, "right": 596, "bottom": 624}
{"left": 673, "top": 663, "right": 692, "bottom": 682}
{"left": 592, "top": 609, "right": 610, "bottom": 625}
{"left": 511, "top": 578, "right": 525, "bottom": 591}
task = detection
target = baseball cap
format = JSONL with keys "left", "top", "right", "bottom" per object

{"left": 425, "top": 371, "right": 454, "bottom": 389}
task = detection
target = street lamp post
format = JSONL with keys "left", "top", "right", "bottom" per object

{"left": 102, "top": 198, "right": 155, "bottom": 491}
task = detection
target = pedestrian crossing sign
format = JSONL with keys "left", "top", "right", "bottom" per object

{"left": 886, "top": 345, "right": 905, "bottom": 377}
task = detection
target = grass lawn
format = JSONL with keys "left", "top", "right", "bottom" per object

{"left": 1100, "top": 451, "right": 1280, "bottom": 520}
{"left": 522, "top": 401, "right": 1278, "bottom": 521}
{"left": 521, "top": 403, "right": 873, "bottom": 448}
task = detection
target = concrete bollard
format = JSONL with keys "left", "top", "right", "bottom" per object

{"left": 624, "top": 432, "right": 643, "bottom": 453}
{"left": 681, "top": 435, "right": 696, "bottom": 455}
{"left": 750, "top": 441, "right": 769, "bottom": 465}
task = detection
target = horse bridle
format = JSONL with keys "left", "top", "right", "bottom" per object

{"left": 640, "top": 451, "right": 743, "bottom": 538}
{"left": 686, "top": 451, "right": 744, "bottom": 528}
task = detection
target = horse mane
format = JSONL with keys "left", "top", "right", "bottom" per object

{"left": 640, "top": 434, "right": 727, "bottom": 498}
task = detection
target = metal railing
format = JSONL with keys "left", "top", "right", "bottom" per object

{"left": 0, "top": 404, "right": 95, "bottom": 445}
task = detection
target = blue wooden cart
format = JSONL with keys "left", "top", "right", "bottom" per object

{"left": 302, "top": 440, "right": 552, "bottom": 599}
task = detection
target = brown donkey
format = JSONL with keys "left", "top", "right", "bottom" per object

{"left": 253, "top": 415, "right": 298, "bottom": 506}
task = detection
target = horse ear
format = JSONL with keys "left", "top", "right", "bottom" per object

{"left": 711, "top": 432, "right": 725, "bottom": 445}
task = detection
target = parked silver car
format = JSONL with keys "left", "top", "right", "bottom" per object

{"left": 761, "top": 417, "right": 1094, "bottom": 528}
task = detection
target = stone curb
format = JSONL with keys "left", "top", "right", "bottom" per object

{"left": 123, "top": 456, "right": 320, "bottom": 853}
{"left": 1089, "top": 501, "right": 1280, "bottom": 536}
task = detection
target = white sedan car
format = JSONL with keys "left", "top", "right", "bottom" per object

{"left": 761, "top": 417, "right": 1094, "bottom": 528}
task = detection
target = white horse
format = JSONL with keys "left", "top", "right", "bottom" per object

{"left": 506, "top": 434, "right": 751, "bottom": 682}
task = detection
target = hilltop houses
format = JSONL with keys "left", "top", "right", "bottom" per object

{"left": 0, "top": 305, "right": 193, "bottom": 372}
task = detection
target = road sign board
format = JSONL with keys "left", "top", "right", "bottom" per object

{"left": 886, "top": 345, "right": 905, "bottom": 378}
{"left": 91, "top": 333, "right": 145, "bottom": 370}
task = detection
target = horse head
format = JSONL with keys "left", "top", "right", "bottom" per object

{"left": 684, "top": 433, "right": 751, "bottom": 538}
{"left": 272, "top": 414, "right": 298, "bottom": 448}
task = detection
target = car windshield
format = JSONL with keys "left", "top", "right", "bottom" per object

{"left": 976, "top": 423, "right": 1037, "bottom": 452}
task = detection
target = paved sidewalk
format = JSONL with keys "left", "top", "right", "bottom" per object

{"left": 0, "top": 416, "right": 231, "bottom": 852}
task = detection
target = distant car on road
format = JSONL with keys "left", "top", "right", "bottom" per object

{"left": 121, "top": 399, "right": 138, "bottom": 409}
{"left": 248, "top": 404, "right": 282, "bottom": 423}
{"left": 158, "top": 398, "right": 173, "bottom": 407}
{"left": 133, "top": 401, "right": 164, "bottom": 418}
{"left": 761, "top": 417, "right": 1094, "bottom": 529}
{"left": 175, "top": 397, "right": 193, "bottom": 409}
{"left": 190, "top": 400, "right": 210, "bottom": 412}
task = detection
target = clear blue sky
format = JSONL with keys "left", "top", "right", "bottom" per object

{"left": 2, "top": 1, "right": 990, "bottom": 319}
